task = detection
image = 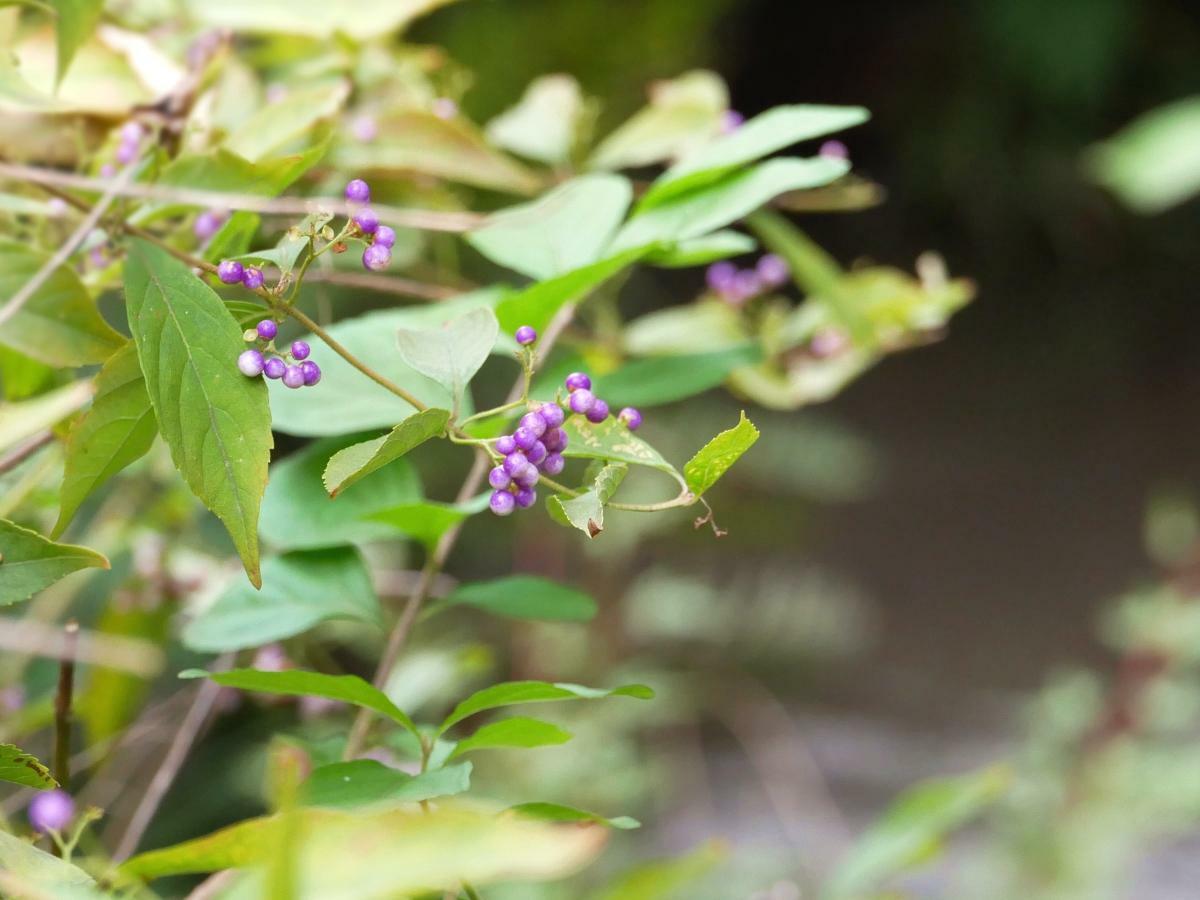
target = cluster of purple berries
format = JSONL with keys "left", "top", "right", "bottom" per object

{"left": 236, "top": 319, "right": 322, "bottom": 389}
{"left": 344, "top": 179, "right": 396, "bottom": 272}
{"left": 706, "top": 253, "right": 790, "bottom": 305}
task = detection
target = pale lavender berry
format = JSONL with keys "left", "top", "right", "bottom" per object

{"left": 730, "top": 269, "right": 761, "bottom": 303}
{"left": 819, "top": 139, "right": 849, "bottom": 160}
{"left": 374, "top": 225, "right": 396, "bottom": 248}
{"left": 539, "top": 402, "right": 565, "bottom": 428}
{"left": 513, "top": 426, "right": 538, "bottom": 451}
{"left": 542, "top": 427, "right": 567, "bottom": 451}
{"left": 115, "top": 140, "right": 139, "bottom": 165}
{"left": 495, "top": 434, "right": 517, "bottom": 455}
{"left": 811, "top": 327, "right": 849, "bottom": 358}
{"left": 490, "top": 489, "right": 515, "bottom": 516}
{"left": 565, "top": 372, "right": 591, "bottom": 392}
{"left": 503, "top": 451, "right": 530, "bottom": 476}
{"left": 28, "top": 790, "right": 73, "bottom": 833}
{"left": 519, "top": 411, "right": 547, "bottom": 437}
{"left": 353, "top": 207, "right": 379, "bottom": 234}
{"left": 351, "top": 115, "right": 378, "bottom": 143}
{"left": 706, "top": 260, "right": 738, "bottom": 293}
{"left": 515, "top": 325, "right": 537, "bottom": 346}
{"left": 217, "top": 259, "right": 244, "bottom": 284}
{"left": 194, "top": 209, "right": 225, "bottom": 241}
{"left": 100, "top": 163, "right": 116, "bottom": 178}
{"left": 432, "top": 97, "right": 458, "bottom": 120}
{"left": 283, "top": 365, "right": 305, "bottom": 389}
{"left": 618, "top": 407, "right": 643, "bottom": 431}
{"left": 237, "top": 349, "right": 265, "bottom": 377}
{"left": 757, "top": 253, "right": 789, "bottom": 287}
{"left": 290, "top": 340, "right": 311, "bottom": 361}
{"left": 525, "top": 440, "right": 547, "bottom": 465}
{"left": 586, "top": 398, "right": 610, "bottom": 424}
{"left": 345, "top": 179, "right": 371, "bottom": 203}
{"left": 568, "top": 389, "right": 595, "bottom": 415}
{"left": 720, "top": 109, "right": 744, "bottom": 134}
{"left": 300, "top": 360, "right": 322, "bottom": 386}
{"left": 515, "top": 487, "right": 537, "bottom": 509}
{"left": 263, "top": 357, "right": 286, "bottom": 379}
{"left": 541, "top": 452, "right": 565, "bottom": 476}
{"left": 242, "top": 267, "right": 265, "bottom": 290}
{"left": 489, "top": 466, "right": 511, "bottom": 490}
{"left": 120, "top": 121, "right": 145, "bottom": 144}
{"left": 363, "top": 244, "right": 391, "bottom": 271}
{"left": 256, "top": 319, "right": 278, "bottom": 340}
{"left": 514, "top": 465, "right": 539, "bottom": 488}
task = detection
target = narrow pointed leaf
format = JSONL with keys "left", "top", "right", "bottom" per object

{"left": 438, "top": 680, "right": 653, "bottom": 735}
{"left": 509, "top": 802, "right": 639, "bottom": 830}
{"left": 323, "top": 408, "right": 450, "bottom": 497}
{"left": 52, "top": 0, "right": 105, "bottom": 86}
{"left": 0, "top": 519, "right": 109, "bottom": 606}
{"left": 302, "top": 760, "right": 471, "bottom": 808}
{"left": 450, "top": 718, "right": 572, "bottom": 758}
{"left": 683, "top": 411, "right": 760, "bottom": 497}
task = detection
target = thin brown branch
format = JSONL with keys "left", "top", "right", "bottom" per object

{"left": 53, "top": 621, "right": 78, "bottom": 792}
{"left": 0, "top": 430, "right": 55, "bottom": 475}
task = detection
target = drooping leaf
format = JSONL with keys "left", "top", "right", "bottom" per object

{"left": 547, "top": 462, "right": 626, "bottom": 539}
{"left": 468, "top": 175, "right": 632, "bottom": 281}
{"left": 438, "top": 575, "right": 597, "bottom": 622}
{"left": 0, "top": 831, "right": 96, "bottom": 895}
{"left": 486, "top": 74, "right": 586, "bottom": 166}
{"left": 124, "top": 240, "right": 272, "bottom": 587}
{"left": 450, "top": 718, "right": 572, "bottom": 758}
{"left": 259, "top": 435, "right": 421, "bottom": 550}
{"left": 182, "top": 668, "right": 418, "bottom": 739}
{"left": 0, "top": 240, "right": 125, "bottom": 367}
{"left": 682, "top": 411, "right": 760, "bottom": 497}
{"left": 53, "top": 343, "right": 157, "bottom": 537}
{"left": 302, "top": 760, "right": 471, "bottom": 809}
{"left": 561, "top": 415, "right": 676, "bottom": 474}
{"left": 51, "top": 0, "right": 106, "bottom": 86}
{"left": 183, "top": 548, "right": 383, "bottom": 652}
{"left": 0, "top": 518, "right": 109, "bottom": 606}
{"left": 364, "top": 498, "right": 480, "bottom": 550}
{"left": 508, "top": 802, "right": 639, "bottom": 830}
{"left": 323, "top": 408, "right": 450, "bottom": 497}
{"left": 0, "top": 743, "right": 56, "bottom": 789}
{"left": 644, "top": 230, "right": 757, "bottom": 267}
{"left": 395, "top": 307, "right": 498, "bottom": 409}
{"left": 590, "top": 346, "right": 761, "bottom": 408}
{"left": 438, "top": 680, "right": 653, "bottom": 735}
{"left": 0, "top": 380, "right": 93, "bottom": 456}
{"left": 224, "top": 81, "right": 350, "bottom": 162}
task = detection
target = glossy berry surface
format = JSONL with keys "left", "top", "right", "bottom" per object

{"left": 542, "top": 427, "right": 567, "bottom": 451}
{"left": 515, "top": 325, "right": 537, "bottom": 345}
{"left": 217, "top": 260, "right": 244, "bottom": 284}
{"left": 541, "top": 452, "right": 565, "bottom": 475}
{"left": 525, "top": 440, "right": 547, "bottom": 465}
{"left": 503, "top": 452, "right": 530, "bottom": 476}
{"left": 290, "top": 341, "right": 311, "bottom": 361}
{"left": 514, "top": 465, "right": 539, "bottom": 488}
{"left": 513, "top": 427, "right": 539, "bottom": 451}
{"left": 618, "top": 407, "right": 643, "bottom": 431}
{"left": 564, "top": 372, "right": 591, "bottom": 392}
{"left": 362, "top": 244, "right": 391, "bottom": 271}
{"left": 373, "top": 225, "right": 396, "bottom": 249}
{"left": 256, "top": 319, "right": 278, "bottom": 340}
{"left": 300, "top": 361, "right": 322, "bottom": 385}
{"left": 489, "top": 490, "right": 515, "bottom": 516}
{"left": 495, "top": 434, "right": 516, "bottom": 455}
{"left": 515, "top": 487, "right": 537, "bottom": 509}
{"left": 489, "top": 466, "right": 511, "bottom": 490}
{"left": 263, "top": 357, "right": 286, "bottom": 379}
{"left": 519, "top": 411, "right": 547, "bottom": 437}
{"left": 28, "top": 790, "right": 74, "bottom": 833}
{"left": 568, "top": 389, "right": 596, "bottom": 415}
{"left": 242, "top": 267, "right": 265, "bottom": 290}
{"left": 539, "top": 402, "right": 565, "bottom": 428}
{"left": 757, "top": 253, "right": 789, "bottom": 287}
{"left": 353, "top": 208, "right": 380, "bottom": 234}
{"left": 345, "top": 179, "right": 371, "bottom": 203}
{"left": 586, "top": 399, "right": 610, "bottom": 423}
{"left": 282, "top": 365, "right": 306, "bottom": 389}
{"left": 237, "top": 349, "right": 265, "bottom": 377}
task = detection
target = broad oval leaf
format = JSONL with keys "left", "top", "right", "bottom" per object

{"left": 54, "top": 342, "right": 157, "bottom": 537}
{"left": 364, "top": 497, "right": 483, "bottom": 550}
{"left": 323, "top": 408, "right": 450, "bottom": 497}
{"left": 0, "top": 831, "right": 96, "bottom": 896}
{"left": 183, "top": 547, "right": 383, "bottom": 652}
{"left": 0, "top": 518, "right": 109, "bottom": 607}
{"left": 486, "top": 75, "right": 586, "bottom": 166}
{"left": 508, "top": 802, "right": 639, "bottom": 830}
{"left": 302, "top": 760, "right": 471, "bottom": 809}
{"left": 395, "top": 307, "right": 498, "bottom": 409}
{"left": 547, "top": 463, "right": 627, "bottom": 539}
{"left": 450, "top": 717, "right": 572, "bottom": 758}
{"left": 644, "top": 230, "right": 757, "bottom": 267}
{"left": 224, "top": 81, "right": 349, "bottom": 163}
{"left": 590, "top": 346, "right": 761, "bottom": 408}
{"left": 124, "top": 240, "right": 273, "bottom": 587}
{"left": 438, "top": 680, "right": 654, "bottom": 736}
{"left": 439, "top": 574, "right": 597, "bottom": 622}
{"left": 561, "top": 415, "right": 676, "bottom": 474}
{"left": 0, "top": 743, "right": 56, "bottom": 789}
{"left": 683, "top": 411, "right": 760, "bottom": 497}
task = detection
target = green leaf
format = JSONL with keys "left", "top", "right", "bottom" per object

{"left": 124, "top": 240, "right": 273, "bottom": 587}
{"left": 0, "top": 743, "right": 56, "bottom": 788}
{"left": 53, "top": 343, "right": 157, "bottom": 537}
{"left": 363, "top": 498, "right": 480, "bottom": 550}
{"left": 508, "top": 802, "right": 639, "bottom": 830}
{"left": 438, "top": 680, "right": 653, "bottom": 736}
{"left": 203, "top": 212, "right": 261, "bottom": 265}
{"left": 822, "top": 766, "right": 1010, "bottom": 899}
{"left": 183, "top": 0, "right": 466, "bottom": 41}
{"left": 0, "top": 346, "right": 55, "bottom": 401}
{"left": 468, "top": 175, "right": 632, "bottom": 280}
{"left": 450, "top": 718, "right": 571, "bottom": 758}
{"left": 640, "top": 104, "right": 870, "bottom": 208}
{"left": 302, "top": 760, "right": 471, "bottom": 809}
{"left": 486, "top": 74, "right": 586, "bottom": 166}
{"left": 438, "top": 575, "right": 597, "bottom": 622}
{"left": 182, "top": 668, "right": 418, "bottom": 739}
{"left": 683, "top": 411, "right": 760, "bottom": 497}
{"left": 395, "top": 307, "right": 498, "bottom": 409}
{"left": 154, "top": 144, "right": 328, "bottom": 214}
{"left": 323, "top": 408, "right": 450, "bottom": 497}
{"left": 0, "top": 240, "right": 125, "bottom": 367}
{"left": 589, "top": 70, "right": 728, "bottom": 171}
{"left": 589, "top": 841, "right": 726, "bottom": 900}
{"left": 224, "top": 81, "right": 349, "bottom": 162}
{"left": 231, "top": 213, "right": 330, "bottom": 278}
{"left": 0, "top": 380, "right": 93, "bottom": 456}
{"left": 561, "top": 415, "right": 676, "bottom": 474}
{"left": 547, "top": 462, "right": 627, "bottom": 539}
{"left": 182, "top": 548, "right": 383, "bottom": 652}
{"left": 0, "top": 519, "right": 109, "bottom": 606}
{"left": 51, "top": 0, "right": 105, "bottom": 86}
{"left": 590, "top": 346, "right": 761, "bottom": 408}
{"left": 0, "top": 831, "right": 96, "bottom": 895}
{"left": 259, "top": 435, "right": 421, "bottom": 550}
{"left": 644, "top": 230, "right": 757, "bottom": 267}
{"left": 612, "top": 157, "right": 849, "bottom": 253}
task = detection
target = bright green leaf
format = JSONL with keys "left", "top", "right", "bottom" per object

{"left": 363, "top": 497, "right": 480, "bottom": 550}
{"left": 224, "top": 82, "right": 349, "bottom": 162}
{"left": 0, "top": 743, "right": 56, "bottom": 789}
{"left": 644, "top": 230, "right": 757, "bottom": 267}
{"left": 450, "top": 717, "right": 572, "bottom": 758}
{"left": 509, "top": 802, "right": 639, "bottom": 830}
{"left": 547, "top": 462, "right": 627, "bottom": 539}
{"left": 590, "top": 346, "right": 761, "bottom": 408}
{"left": 438, "top": 680, "right": 653, "bottom": 736}
{"left": 486, "top": 74, "right": 586, "bottom": 166}
{"left": 51, "top": 0, "right": 105, "bottom": 86}
{"left": 395, "top": 307, "right": 498, "bottom": 409}
{"left": 0, "top": 518, "right": 109, "bottom": 606}
{"left": 203, "top": 212, "right": 261, "bottom": 265}
{"left": 323, "top": 408, "right": 450, "bottom": 497}
{"left": 302, "top": 760, "right": 471, "bottom": 808}
{"left": 152, "top": 144, "right": 328, "bottom": 218}
{"left": 438, "top": 575, "right": 597, "bottom": 622}
{"left": 0, "top": 831, "right": 96, "bottom": 896}
{"left": 561, "top": 415, "right": 677, "bottom": 474}
{"left": 683, "top": 411, "right": 760, "bottom": 497}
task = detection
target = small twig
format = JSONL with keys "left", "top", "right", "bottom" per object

{"left": 53, "top": 621, "right": 78, "bottom": 791}
{"left": 302, "top": 269, "right": 459, "bottom": 301}
{"left": 0, "top": 431, "right": 54, "bottom": 475}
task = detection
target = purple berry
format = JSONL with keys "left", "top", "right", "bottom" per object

{"left": 720, "top": 109, "right": 744, "bottom": 134}
{"left": 810, "top": 327, "right": 849, "bottom": 358}
{"left": 706, "top": 261, "right": 738, "bottom": 293}
{"left": 542, "top": 427, "right": 567, "bottom": 452}
{"left": 353, "top": 207, "right": 379, "bottom": 234}
{"left": 374, "top": 225, "right": 396, "bottom": 249}
{"left": 819, "top": 139, "right": 849, "bottom": 160}
{"left": 28, "top": 790, "right": 74, "bottom": 833}
{"left": 351, "top": 115, "right": 378, "bottom": 143}
{"left": 115, "top": 140, "right": 139, "bottom": 165}
{"left": 345, "top": 179, "right": 371, "bottom": 203}
{"left": 489, "top": 466, "right": 511, "bottom": 490}
{"left": 586, "top": 398, "right": 609, "bottom": 423}
{"left": 519, "top": 411, "right": 547, "bottom": 437}
{"left": 300, "top": 360, "right": 322, "bottom": 385}
{"left": 525, "top": 440, "right": 547, "bottom": 465}
{"left": 568, "top": 389, "right": 595, "bottom": 415}
{"left": 503, "top": 451, "right": 529, "bottom": 476}
{"left": 194, "top": 210, "right": 225, "bottom": 241}
{"left": 565, "top": 372, "right": 591, "bottom": 392}
{"left": 514, "top": 465, "right": 539, "bottom": 488}
{"left": 618, "top": 407, "right": 643, "bottom": 431}
{"left": 283, "top": 365, "right": 305, "bottom": 389}
{"left": 731, "top": 269, "right": 761, "bottom": 303}
{"left": 237, "top": 349, "right": 265, "bottom": 377}
{"left": 513, "top": 426, "right": 538, "bottom": 451}
{"left": 256, "top": 319, "right": 278, "bottom": 340}
{"left": 539, "top": 402, "right": 565, "bottom": 428}
{"left": 363, "top": 244, "right": 391, "bottom": 271}
{"left": 432, "top": 97, "right": 458, "bottom": 120}
{"left": 541, "top": 452, "right": 565, "bottom": 476}
{"left": 515, "top": 325, "right": 537, "bottom": 346}
{"left": 217, "top": 260, "right": 244, "bottom": 284}
{"left": 756, "top": 253, "right": 789, "bottom": 287}
{"left": 515, "top": 487, "right": 537, "bottom": 509}
{"left": 119, "top": 121, "right": 144, "bottom": 144}
{"left": 290, "top": 340, "right": 311, "bottom": 361}
{"left": 489, "top": 489, "right": 515, "bottom": 516}
{"left": 242, "top": 267, "right": 265, "bottom": 290}
{"left": 495, "top": 434, "right": 517, "bottom": 455}
{"left": 100, "top": 163, "right": 116, "bottom": 178}
{"left": 263, "top": 357, "right": 286, "bottom": 379}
